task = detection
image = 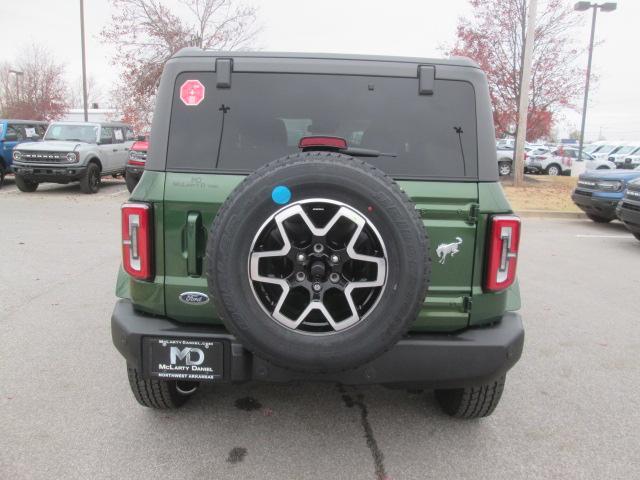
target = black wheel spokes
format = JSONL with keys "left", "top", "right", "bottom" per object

{"left": 249, "top": 199, "right": 387, "bottom": 335}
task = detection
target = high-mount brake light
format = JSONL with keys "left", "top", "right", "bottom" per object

{"left": 298, "top": 136, "right": 348, "bottom": 150}
{"left": 485, "top": 215, "right": 521, "bottom": 292}
{"left": 121, "top": 203, "right": 153, "bottom": 280}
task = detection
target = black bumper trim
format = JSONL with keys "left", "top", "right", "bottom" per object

{"left": 616, "top": 203, "right": 640, "bottom": 233}
{"left": 14, "top": 165, "right": 87, "bottom": 183}
{"left": 111, "top": 299, "right": 524, "bottom": 388}
{"left": 571, "top": 191, "right": 620, "bottom": 219}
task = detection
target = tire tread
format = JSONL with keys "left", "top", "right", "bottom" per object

{"left": 126, "top": 366, "right": 189, "bottom": 409}
{"left": 435, "top": 375, "right": 506, "bottom": 419}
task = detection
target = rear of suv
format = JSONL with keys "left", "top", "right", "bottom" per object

{"left": 111, "top": 50, "right": 524, "bottom": 418}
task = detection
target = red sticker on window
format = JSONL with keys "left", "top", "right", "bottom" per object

{"left": 179, "top": 79, "right": 205, "bottom": 106}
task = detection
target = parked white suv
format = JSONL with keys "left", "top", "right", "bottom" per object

{"left": 525, "top": 146, "right": 614, "bottom": 176}
{"left": 12, "top": 122, "right": 134, "bottom": 193}
{"left": 619, "top": 153, "right": 640, "bottom": 170}
{"left": 589, "top": 142, "right": 626, "bottom": 160}
{"left": 497, "top": 145, "right": 548, "bottom": 176}
{"left": 608, "top": 144, "right": 640, "bottom": 168}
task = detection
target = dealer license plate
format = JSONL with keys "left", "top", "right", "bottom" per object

{"left": 145, "top": 338, "right": 224, "bottom": 382}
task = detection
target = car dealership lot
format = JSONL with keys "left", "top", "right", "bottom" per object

{"left": 1, "top": 183, "right": 639, "bottom": 480}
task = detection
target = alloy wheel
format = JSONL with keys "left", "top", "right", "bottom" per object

{"left": 248, "top": 199, "right": 387, "bottom": 335}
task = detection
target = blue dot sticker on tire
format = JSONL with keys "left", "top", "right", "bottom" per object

{"left": 271, "top": 185, "right": 292, "bottom": 205}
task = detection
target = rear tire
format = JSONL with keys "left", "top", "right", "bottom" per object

{"left": 15, "top": 175, "right": 39, "bottom": 192}
{"left": 127, "top": 366, "right": 199, "bottom": 409}
{"left": 125, "top": 172, "right": 138, "bottom": 193}
{"left": 633, "top": 232, "right": 640, "bottom": 241}
{"left": 80, "top": 162, "right": 101, "bottom": 194}
{"left": 586, "top": 214, "right": 612, "bottom": 223}
{"left": 498, "top": 161, "right": 512, "bottom": 176}
{"left": 435, "top": 375, "right": 506, "bottom": 419}
{"left": 545, "top": 164, "right": 561, "bottom": 176}
{"left": 0, "top": 164, "right": 5, "bottom": 188}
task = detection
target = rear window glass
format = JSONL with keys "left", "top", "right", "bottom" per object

{"left": 167, "top": 72, "right": 478, "bottom": 178}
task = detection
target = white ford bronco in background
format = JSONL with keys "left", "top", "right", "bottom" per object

{"left": 12, "top": 121, "right": 135, "bottom": 193}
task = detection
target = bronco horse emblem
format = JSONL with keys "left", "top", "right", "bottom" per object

{"left": 436, "top": 237, "right": 463, "bottom": 264}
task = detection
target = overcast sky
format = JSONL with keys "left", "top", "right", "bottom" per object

{"left": 1, "top": 0, "right": 637, "bottom": 141}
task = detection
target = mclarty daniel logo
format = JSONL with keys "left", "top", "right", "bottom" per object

{"left": 170, "top": 347, "right": 204, "bottom": 366}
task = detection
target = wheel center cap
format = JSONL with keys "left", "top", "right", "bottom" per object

{"left": 310, "top": 260, "right": 326, "bottom": 281}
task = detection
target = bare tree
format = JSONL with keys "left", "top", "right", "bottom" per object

{"left": 447, "top": 0, "right": 587, "bottom": 141}
{"left": 101, "top": 0, "right": 259, "bottom": 131}
{"left": 0, "top": 44, "right": 68, "bottom": 121}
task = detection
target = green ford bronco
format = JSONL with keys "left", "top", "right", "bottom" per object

{"left": 111, "top": 50, "right": 524, "bottom": 418}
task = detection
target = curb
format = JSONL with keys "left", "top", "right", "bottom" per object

{"left": 516, "top": 210, "right": 587, "bottom": 219}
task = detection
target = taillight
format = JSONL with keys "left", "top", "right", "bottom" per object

{"left": 121, "top": 202, "right": 153, "bottom": 280}
{"left": 485, "top": 215, "right": 521, "bottom": 292}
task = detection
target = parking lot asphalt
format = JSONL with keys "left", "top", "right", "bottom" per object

{"left": 1, "top": 178, "right": 639, "bottom": 480}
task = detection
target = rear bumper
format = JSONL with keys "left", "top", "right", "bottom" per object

{"left": 125, "top": 165, "right": 144, "bottom": 179}
{"left": 13, "top": 163, "right": 87, "bottom": 183}
{"left": 571, "top": 190, "right": 621, "bottom": 219}
{"left": 111, "top": 299, "right": 524, "bottom": 388}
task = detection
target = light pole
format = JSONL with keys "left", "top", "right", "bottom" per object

{"left": 574, "top": 2, "right": 617, "bottom": 162}
{"left": 80, "top": 0, "right": 89, "bottom": 122}
{"left": 9, "top": 69, "right": 24, "bottom": 101}
{"left": 513, "top": 0, "right": 538, "bottom": 187}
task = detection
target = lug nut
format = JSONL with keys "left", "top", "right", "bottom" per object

{"left": 329, "top": 273, "right": 340, "bottom": 283}
{"left": 296, "top": 272, "right": 306, "bottom": 282}
{"left": 297, "top": 253, "right": 306, "bottom": 262}
{"left": 313, "top": 243, "right": 324, "bottom": 253}
{"left": 330, "top": 255, "right": 339, "bottom": 264}
{"left": 312, "top": 282, "right": 322, "bottom": 292}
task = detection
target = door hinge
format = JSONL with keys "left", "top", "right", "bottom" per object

{"left": 418, "top": 65, "right": 435, "bottom": 95}
{"left": 462, "top": 296, "right": 473, "bottom": 313}
{"left": 216, "top": 58, "right": 233, "bottom": 88}
{"left": 467, "top": 203, "right": 480, "bottom": 225}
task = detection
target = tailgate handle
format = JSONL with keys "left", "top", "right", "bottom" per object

{"left": 186, "top": 212, "right": 203, "bottom": 276}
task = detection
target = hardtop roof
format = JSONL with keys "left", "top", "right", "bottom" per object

{"left": 47, "top": 121, "right": 131, "bottom": 128}
{"left": 0, "top": 119, "right": 49, "bottom": 124}
{"left": 171, "top": 48, "right": 480, "bottom": 69}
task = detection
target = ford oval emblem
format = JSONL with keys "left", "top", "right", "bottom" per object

{"left": 179, "top": 292, "right": 210, "bottom": 305}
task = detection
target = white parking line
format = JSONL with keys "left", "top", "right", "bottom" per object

{"left": 576, "top": 234, "right": 633, "bottom": 239}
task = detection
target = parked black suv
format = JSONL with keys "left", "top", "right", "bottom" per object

{"left": 616, "top": 178, "right": 640, "bottom": 241}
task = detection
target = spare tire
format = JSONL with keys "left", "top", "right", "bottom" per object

{"left": 206, "top": 152, "right": 430, "bottom": 372}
